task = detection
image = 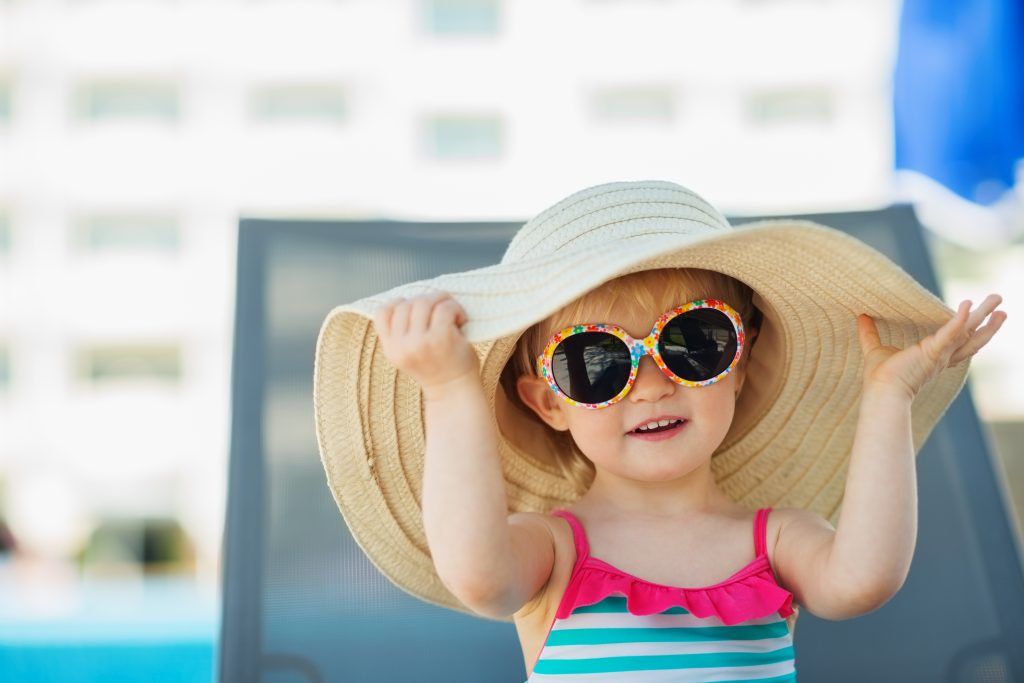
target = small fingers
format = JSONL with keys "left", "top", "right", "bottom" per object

{"left": 372, "top": 297, "right": 402, "bottom": 336}
{"left": 965, "top": 293, "right": 1003, "bottom": 333}
{"left": 949, "top": 308, "right": 1008, "bottom": 366}
{"left": 389, "top": 298, "right": 412, "bottom": 336}
{"left": 931, "top": 294, "right": 1004, "bottom": 366}
{"left": 408, "top": 291, "right": 448, "bottom": 334}
{"left": 925, "top": 299, "right": 972, "bottom": 363}
{"left": 431, "top": 297, "right": 468, "bottom": 331}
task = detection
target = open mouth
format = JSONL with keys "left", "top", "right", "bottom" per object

{"left": 628, "top": 419, "right": 688, "bottom": 439}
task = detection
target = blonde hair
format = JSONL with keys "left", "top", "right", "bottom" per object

{"left": 498, "top": 268, "right": 764, "bottom": 496}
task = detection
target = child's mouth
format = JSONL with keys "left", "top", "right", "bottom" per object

{"left": 627, "top": 419, "right": 688, "bottom": 441}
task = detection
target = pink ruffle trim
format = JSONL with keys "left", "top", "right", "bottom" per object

{"left": 555, "top": 556, "right": 796, "bottom": 626}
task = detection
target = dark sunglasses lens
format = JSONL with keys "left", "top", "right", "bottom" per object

{"left": 551, "top": 332, "right": 632, "bottom": 404}
{"left": 658, "top": 309, "right": 737, "bottom": 382}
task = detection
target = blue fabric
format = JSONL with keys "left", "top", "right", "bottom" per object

{"left": 893, "top": 0, "right": 1024, "bottom": 205}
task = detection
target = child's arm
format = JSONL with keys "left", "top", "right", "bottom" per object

{"left": 421, "top": 372, "right": 556, "bottom": 617}
{"left": 773, "top": 296, "right": 1006, "bottom": 619}
{"left": 373, "top": 292, "right": 555, "bottom": 617}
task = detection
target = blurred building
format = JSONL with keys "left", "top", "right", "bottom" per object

{"left": 0, "top": 0, "right": 1020, "bottom": 592}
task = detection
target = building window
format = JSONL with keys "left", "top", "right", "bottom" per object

{"left": 589, "top": 86, "right": 676, "bottom": 124}
{"left": 0, "top": 211, "right": 9, "bottom": 253}
{"left": 421, "top": 0, "right": 500, "bottom": 35}
{"left": 0, "top": 80, "right": 10, "bottom": 124}
{"left": 76, "top": 345, "right": 182, "bottom": 385}
{"left": 72, "top": 81, "right": 179, "bottom": 123}
{"left": 248, "top": 84, "right": 347, "bottom": 123}
{"left": 423, "top": 114, "right": 502, "bottom": 160}
{"left": 72, "top": 212, "right": 180, "bottom": 252}
{"left": 744, "top": 87, "right": 834, "bottom": 126}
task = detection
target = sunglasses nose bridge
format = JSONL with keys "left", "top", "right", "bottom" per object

{"left": 629, "top": 339, "right": 658, "bottom": 370}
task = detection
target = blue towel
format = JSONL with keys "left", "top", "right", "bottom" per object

{"left": 893, "top": 0, "right": 1024, "bottom": 205}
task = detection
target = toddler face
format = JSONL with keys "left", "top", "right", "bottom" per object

{"left": 518, "top": 290, "right": 746, "bottom": 483}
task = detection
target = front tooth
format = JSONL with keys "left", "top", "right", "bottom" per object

{"left": 636, "top": 419, "right": 684, "bottom": 431}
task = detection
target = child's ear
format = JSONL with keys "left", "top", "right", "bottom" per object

{"left": 735, "top": 326, "right": 759, "bottom": 397}
{"left": 734, "top": 367, "right": 746, "bottom": 398}
{"left": 516, "top": 375, "right": 571, "bottom": 431}
{"left": 745, "top": 325, "right": 760, "bottom": 352}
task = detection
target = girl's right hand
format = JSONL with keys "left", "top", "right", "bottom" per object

{"left": 372, "top": 291, "right": 480, "bottom": 399}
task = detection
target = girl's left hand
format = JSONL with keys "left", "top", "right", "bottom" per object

{"left": 857, "top": 294, "right": 1007, "bottom": 400}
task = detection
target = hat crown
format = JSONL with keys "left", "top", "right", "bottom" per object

{"left": 501, "top": 180, "right": 733, "bottom": 264}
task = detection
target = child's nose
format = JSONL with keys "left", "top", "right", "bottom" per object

{"left": 628, "top": 355, "right": 675, "bottom": 403}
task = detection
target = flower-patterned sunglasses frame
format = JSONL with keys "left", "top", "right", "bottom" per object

{"left": 534, "top": 298, "right": 746, "bottom": 409}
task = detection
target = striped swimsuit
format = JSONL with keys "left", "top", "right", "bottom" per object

{"left": 526, "top": 507, "right": 797, "bottom": 682}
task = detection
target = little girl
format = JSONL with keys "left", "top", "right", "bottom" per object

{"left": 313, "top": 180, "right": 1006, "bottom": 681}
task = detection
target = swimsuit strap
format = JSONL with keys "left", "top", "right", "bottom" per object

{"left": 551, "top": 509, "right": 590, "bottom": 570}
{"left": 754, "top": 507, "right": 772, "bottom": 558}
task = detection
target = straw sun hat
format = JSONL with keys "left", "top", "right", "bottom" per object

{"left": 313, "top": 180, "right": 969, "bottom": 620}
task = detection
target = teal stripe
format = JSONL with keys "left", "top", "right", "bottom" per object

{"left": 547, "top": 620, "right": 790, "bottom": 645}
{"left": 573, "top": 596, "right": 692, "bottom": 615}
{"left": 533, "top": 645, "right": 795, "bottom": 675}
{"left": 529, "top": 672, "right": 796, "bottom": 683}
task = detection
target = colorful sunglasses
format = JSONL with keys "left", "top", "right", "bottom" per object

{"left": 535, "top": 299, "right": 746, "bottom": 409}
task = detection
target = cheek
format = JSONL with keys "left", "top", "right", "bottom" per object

{"left": 691, "top": 385, "right": 737, "bottom": 431}
{"left": 565, "top": 412, "right": 621, "bottom": 452}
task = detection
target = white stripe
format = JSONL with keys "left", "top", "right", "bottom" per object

{"left": 528, "top": 658, "right": 796, "bottom": 682}
{"left": 551, "top": 610, "right": 787, "bottom": 630}
{"left": 539, "top": 634, "right": 794, "bottom": 659}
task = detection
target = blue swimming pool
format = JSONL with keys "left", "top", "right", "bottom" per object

{"left": 0, "top": 573, "right": 218, "bottom": 683}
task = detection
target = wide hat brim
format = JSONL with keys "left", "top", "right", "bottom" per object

{"left": 313, "top": 217, "right": 969, "bottom": 622}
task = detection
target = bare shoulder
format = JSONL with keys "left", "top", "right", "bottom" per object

{"left": 765, "top": 506, "right": 902, "bottom": 622}
{"left": 766, "top": 507, "right": 837, "bottom": 595}
{"left": 770, "top": 506, "right": 835, "bottom": 536}
{"left": 508, "top": 510, "right": 576, "bottom": 619}
{"left": 768, "top": 507, "right": 835, "bottom": 552}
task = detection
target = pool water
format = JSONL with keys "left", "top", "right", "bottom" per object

{"left": 0, "top": 569, "right": 218, "bottom": 683}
